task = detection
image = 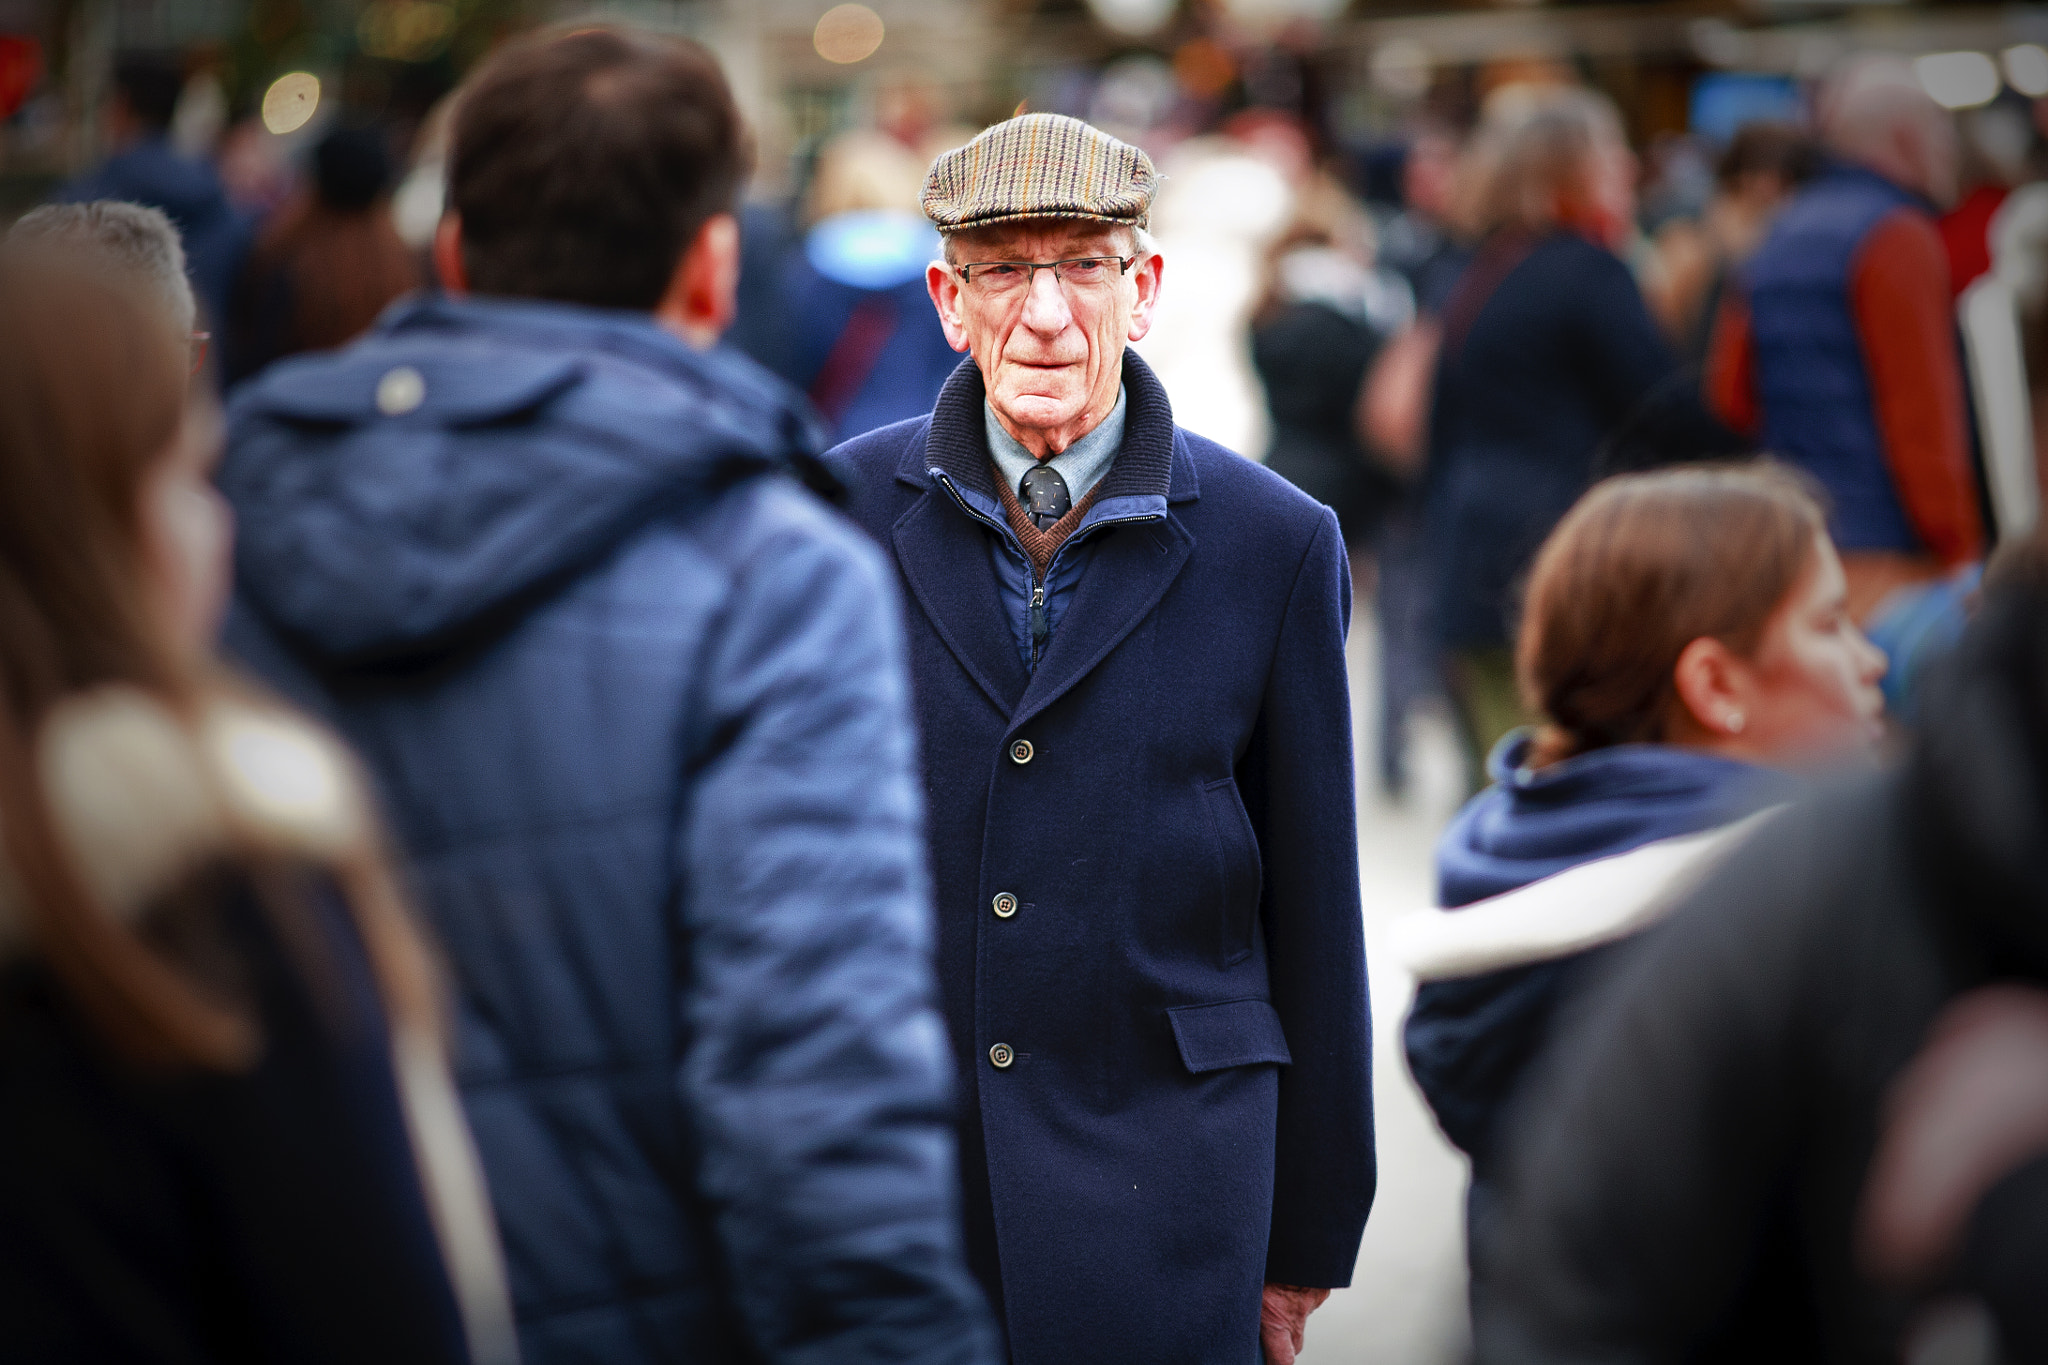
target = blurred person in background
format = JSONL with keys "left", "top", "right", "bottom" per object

{"left": 1251, "top": 177, "right": 1411, "bottom": 555}
{"left": 1426, "top": 87, "right": 1743, "bottom": 780}
{"left": 226, "top": 125, "right": 422, "bottom": 385}
{"left": 1707, "top": 56, "right": 1984, "bottom": 625}
{"left": 0, "top": 239, "right": 514, "bottom": 1365}
{"left": 1647, "top": 123, "right": 1819, "bottom": 365}
{"left": 829, "top": 112, "right": 1374, "bottom": 1365}
{"left": 8, "top": 200, "right": 204, "bottom": 371}
{"left": 1375, "top": 123, "right": 1472, "bottom": 318}
{"left": 58, "top": 54, "right": 252, "bottom": 347}
{"left": 219, "top": 27, "right": 994, "bottom": 1365}
{"left": 779, "top": 129, "right": 960, "bottom": 441}
{"left": 1403, "top": 464, "right": 1883, "bottom": 1268}
{"left": 1471, "top": 538, "right": 2048, "bottom": 1363}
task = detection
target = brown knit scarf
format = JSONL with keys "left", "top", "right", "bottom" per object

{"left": 993, "top": 463, "right": 1102, "bottom": 579}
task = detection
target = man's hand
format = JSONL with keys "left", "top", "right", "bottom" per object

{"left": 1260, "top": 1282, "right": 1330, "bottom": 1364}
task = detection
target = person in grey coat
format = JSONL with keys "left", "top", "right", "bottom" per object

{"left": 218, "top": 26, "right": 995, "bottom": 1365}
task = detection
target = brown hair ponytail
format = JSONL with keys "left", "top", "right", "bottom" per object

{"left": 1517, "top": 463, "right": 1828, "bottom": 768}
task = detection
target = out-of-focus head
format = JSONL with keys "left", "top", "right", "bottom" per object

{"left": 1819, "top": 55, "right": 1960, "bottom": 208}
{"left": 1471, "top": 86, "right": 1636, "bottom": 250}
{"left": 804, "top": 128, "right": 927, "bottom": 224}
{"left": 1714, "top": 121, "right": 1821, "bottom": 208}
{"left": 441, "top": 24, "right": 749, "bottom": 339}
{"left": 1518, "top": 464, "right": 1887, "bottom": 772}
{"left": 1403, "top": 125, "right": 1460, "bottom": 223}
{"left": 922, "top": 114, "right": 1163, "bottom": 455}
{"left": 0, "top": 239, "right": 224, "bottom": 714}
{"left": 312, "top": 125, "right": 396, "bottom": 213}
{"left": 109, "top": 54, "right": 181, "bottom": 138}
{"left": 9, "top": 201, "right": 199, "bottom": 347}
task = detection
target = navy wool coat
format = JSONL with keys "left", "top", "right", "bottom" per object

{"left": 828, "top": 353, "right": 1376, "bottom": 1363}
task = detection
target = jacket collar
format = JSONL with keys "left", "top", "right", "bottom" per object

{"left": 896, "top": 349, "right": 1199, "bottom": 505}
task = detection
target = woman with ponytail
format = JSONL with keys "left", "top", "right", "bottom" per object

{"left": 1400, "top": 462, "right": 1887, "bottom": 1265}
{"left": 0, "top": 240, "right": 515, "bottom": 1364}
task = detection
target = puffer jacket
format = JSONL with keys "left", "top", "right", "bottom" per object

{"left": 220, "top": 294, "right": 996, "bottom": 1365}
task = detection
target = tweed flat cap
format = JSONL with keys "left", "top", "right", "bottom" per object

{"left": 922, "top": 113, "right": 1157, "bottom": 233}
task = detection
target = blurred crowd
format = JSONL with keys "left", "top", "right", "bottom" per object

{"left": 7, "top": 14, "right": 2048, "bottom": 1365}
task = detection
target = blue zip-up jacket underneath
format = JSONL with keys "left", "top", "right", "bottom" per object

{"left": 1405, "top": 734, "right": 1788, "bottom": 1202}
{"left": 220, "top": 294, "right": 996, "bottom": 1365}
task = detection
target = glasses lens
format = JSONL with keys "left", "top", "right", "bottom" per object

{"left": 971, "top": 263, "right": 1028, "bottom": 294}
{"left": 1055, "top": 259, "right": 1111, "bottom": 286}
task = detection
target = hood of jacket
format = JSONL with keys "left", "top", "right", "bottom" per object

{"left": 222, "top": 293, "right": 827, "bottom": 667}
{"left": 1438, "top": 731, "right": 1793, "bottom": 908}
{"left": 1910, "top": 576, "right": 2048, "bottom": 967}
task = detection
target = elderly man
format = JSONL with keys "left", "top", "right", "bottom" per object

{"left": 1707, "top": 56, "right": 1983, "bottom": 619}
{"left": 829, "top": 113, "right": 1376, "bottom": 1365}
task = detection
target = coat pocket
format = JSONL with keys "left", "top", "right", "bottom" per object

{"left": 1166, "top": 998, "right": 1292, "bottom": 1073}
{"left": 1198, "top": 777, "right": 1263, "bottom": 967}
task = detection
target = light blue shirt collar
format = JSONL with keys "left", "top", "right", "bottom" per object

{"left": 984, "top": 386, "right": 1126, "bottom": 508}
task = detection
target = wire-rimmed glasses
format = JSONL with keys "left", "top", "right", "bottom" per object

{"left": 955, "top": 255, "right": 1138, "bottom": 297}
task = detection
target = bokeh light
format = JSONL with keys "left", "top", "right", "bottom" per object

{"left": 1914, "top": 51, "right": 2000, "bottom": 111}
{"left": 260, "top": 71, "right": 321, "bottom": 134}
{"left": 814, "top": 5, "right": 885, "bottom": 65}
{"left": 2003, "top": 44, "right": 2048, "bottom": 100}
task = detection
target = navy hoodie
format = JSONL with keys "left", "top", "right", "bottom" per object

{"left": 1405, "top": 732, "right": 1789, "bottom": 1193}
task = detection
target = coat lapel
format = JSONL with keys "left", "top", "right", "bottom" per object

{"left": 1011, "top": 511, "right": 1192, "bottom": 731}
{"left": 892, "top": 490, "right": 1030, "bottom": 717}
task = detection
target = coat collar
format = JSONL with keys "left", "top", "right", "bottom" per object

{"left": 890, "top": 347, "right": 1197, "bottom": 724}
{"left": 895, "top": 349, "right": 1200, "bottom": 505}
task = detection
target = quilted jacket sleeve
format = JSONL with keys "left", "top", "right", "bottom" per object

{"left": 674, "top": 491, "right": 997, "bottom": 1365}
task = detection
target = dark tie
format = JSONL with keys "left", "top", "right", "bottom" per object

{"left": 1019, "top": 464, "right": 1071, "bottom": 531}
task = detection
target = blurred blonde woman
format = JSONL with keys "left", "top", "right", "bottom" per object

{"left": 0, "top": 242, "right": 514, "bottom": 1363}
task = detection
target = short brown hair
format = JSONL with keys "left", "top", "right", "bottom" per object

{"left": 1470, "top": 87, "right": 1625, "bottom": 237}
{"left": 449, "top": 25, "right": 748, "bottom": 310}
{"left": 1518, "top": 464, "right": 1828, "bottom": 765}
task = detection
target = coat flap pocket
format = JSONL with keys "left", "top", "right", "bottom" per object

{"left": 1167, "top": 998, "right": 1292, "bottom": 1074}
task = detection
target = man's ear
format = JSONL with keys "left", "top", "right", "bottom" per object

{"left": 1126, "top": 250, "right": 1164, "bottom": 344}
{"left": 927, "top": 259, "right": 972, "bottom": 353}
{"left": 433, "top": 213, "right": 469, "bottom": 294}
{"left": 655, "top": 213, "right": 741, "bottom": 350}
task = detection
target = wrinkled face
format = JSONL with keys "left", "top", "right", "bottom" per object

{"left": 1741, "top": 535, "right": 1889, "bottom": 765}
{"left": 138, "top": 398, "right": 232, "bottom": 658}
{"left": 927, "top": 220, "right": 1163, "bottom": 455}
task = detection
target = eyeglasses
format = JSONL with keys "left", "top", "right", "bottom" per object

{"left": 955, "top": 255, "right": 1137, "bottom": 296}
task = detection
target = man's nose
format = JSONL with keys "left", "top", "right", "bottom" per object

{"left": 1019, "top": 265, "right": 1073, "bottom": 334}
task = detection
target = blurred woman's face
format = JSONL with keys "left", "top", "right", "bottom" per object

{"left": 1579, "top": 137, "right": 1639, "bottom": 250}
{"left": 137, "top": 400, "right": 233, "bottom": 658}
{"left": 1737, "top": 535, "right": 1888, "bottom": 765}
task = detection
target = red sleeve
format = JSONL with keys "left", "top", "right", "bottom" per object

{"left": 1850, "top": 209, "right": 1984, "bottom": 565}
{"left": 1703, "top": 290, "right": 1759, "bottom": 438}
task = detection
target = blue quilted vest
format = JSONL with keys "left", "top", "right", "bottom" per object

{"left": 1745, "top": 165, "right": 1929, "bottom": 553}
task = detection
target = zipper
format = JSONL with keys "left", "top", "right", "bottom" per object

{"left": 931, "top": 469, "right": 1162, "bottom": 668}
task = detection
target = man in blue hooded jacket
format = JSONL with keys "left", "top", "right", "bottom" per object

{"left": 218, "top": 26, "right": 994, "bottom": 1365}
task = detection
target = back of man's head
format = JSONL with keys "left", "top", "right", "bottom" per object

{"left": 1819, "top": 55, "right": 1960, "bottom": 207}
{"left": 448, "top": 26, "right": 748, "bottom": 311}
{"left": 9, "top": 201, "right": 196, "bottom": 339}
{"left": 112, "top": 56, "right": 183, "bottom": 134}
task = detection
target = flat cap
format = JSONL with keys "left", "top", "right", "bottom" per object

{"left": 922, "top": 113, "right": 1157, "bottom": 234}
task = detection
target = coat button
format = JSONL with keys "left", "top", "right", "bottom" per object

{"left": 989, "top": 1043, "right": 1015, "bottom": 1069}
{"left": 992, "top": 891, "right": 1019, "bottom": 919}
{"left": 1009, "top": 738, "right": 1034, "bottom": 765}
